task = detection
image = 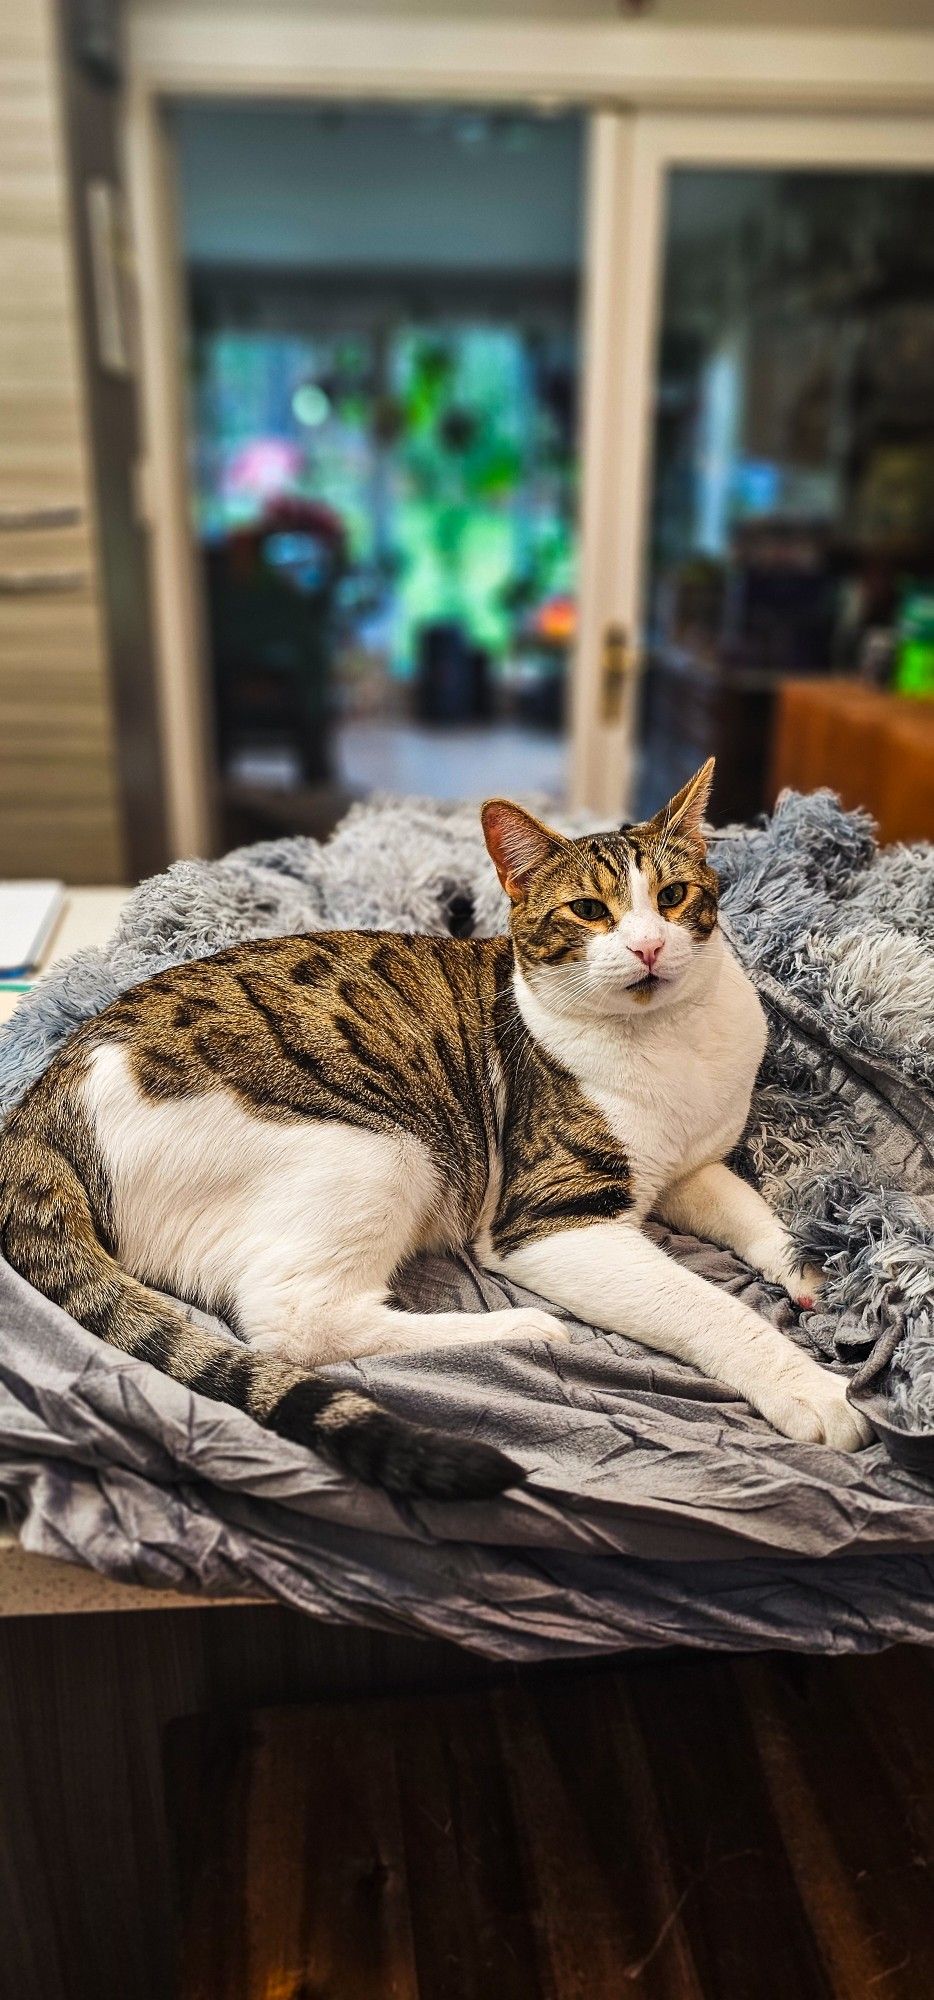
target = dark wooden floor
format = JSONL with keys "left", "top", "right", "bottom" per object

{"left": 169, "top": 1647, "right": 934, "bottom": 2000}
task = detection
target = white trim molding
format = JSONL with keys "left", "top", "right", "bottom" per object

{"left": 125, "top": 92, "right": 217, "bottom": 859}
{"left": 129, "top": 14, "right": 934, "bottom": 114}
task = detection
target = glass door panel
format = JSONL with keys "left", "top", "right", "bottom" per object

{"left": 632, "top": 164, "right": 934, "bottom": 825}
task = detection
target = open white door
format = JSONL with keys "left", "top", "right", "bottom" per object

{"left": 571, "top": 109, "right": 934, "bottom": 821}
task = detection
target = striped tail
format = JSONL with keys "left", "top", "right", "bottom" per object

{"left": 0, "top": 1127, "right": 520, "bottom": 1503}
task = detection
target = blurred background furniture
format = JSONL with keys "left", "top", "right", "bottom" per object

{"left": 0, "top": 0, "right": 171, "bottom": 885}
{"left": 204, "top": 498, "right": 345, "bottom": 791}
{"left": 0, "top": 0, "right": 126, "bottom": 882}
{"left": 633, "top": 163, "right": 934, "bottom": 832}
{"left": 769, "top": 679, "right": 934, "bottom": 844}
{"left": 636, "top": 648, "right": 776, "bottom": 825}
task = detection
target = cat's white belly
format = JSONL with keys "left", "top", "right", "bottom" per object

{"left": 80, "top": 1042, "right": 569, "bottom": 1363}
{"left": 590, "top": 1048, "right": 754, "bottom": 1218}
{"left": 81, "top": 1042, "right": 443, "bottom": 1330}
{"left": 516, "top": 936, "right": 766, "bottom": 1220}
{"left": 595, "top": 955, "right": 765, "bottom": 1215}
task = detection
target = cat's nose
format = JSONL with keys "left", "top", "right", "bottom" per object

{"left": 630, "top": 941, "right": 664, "bottom": 970}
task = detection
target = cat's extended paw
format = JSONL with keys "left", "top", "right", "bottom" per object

{"left": 491, "top": 1308, "right": 570, "bottom": 1345}
{"left": 747, "top": 1228, "right": 825, "bottom": 1309}
{"left": 249, "top": 1329, "right": 309, "bottom": 1362}
{"left": 755, "top": 1362, "right": 873, "bottom": 1452}
{"left": 787, "top": 1262, "right": 825, "bottom": 1311}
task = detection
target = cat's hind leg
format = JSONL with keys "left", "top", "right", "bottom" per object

{"left": 223, "top": 1123, "right": 566, "bottom": 1365}
{"left": 249, "top": 1296, "right": 568, "bottom": 1367}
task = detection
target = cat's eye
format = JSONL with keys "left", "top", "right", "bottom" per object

{"left": 568, "top": 897, "right": 610, "bottom": 923}
{"left": 658, "top": 881, "right": 687, "bottom": 911}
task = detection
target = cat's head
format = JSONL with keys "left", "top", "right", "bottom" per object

{"left": 481, "top": 760, "right": 719, "bottom": 1018}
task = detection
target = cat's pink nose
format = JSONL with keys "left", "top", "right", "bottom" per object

{"left": 630, "top": 941, "right": 664, "bottom": 970}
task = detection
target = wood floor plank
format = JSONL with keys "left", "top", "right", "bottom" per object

{"left": 172, "top": 1709, "right": 419, "bottom": 2000}
{"left": 498, "top": 1673, "right": 703, "bottom": 1999}
{"left": 737, "top": 1657, "right": 934, "bottom": 2000}
{"left": 170, "top": 1653, "right": 934, "bottom": 2000}
{"left": 627, "top": 1657, "right": 832, "bottom": 2000}
{"left": 736, "top": 1660, "right": 905, "bottom": 1998}
{"left": 392, "top": 1693, "right": 545, "bottom": 2000}
{"left": 166, "top": 1721, "right": 250, "bottom": 2000}
{"left": 833, "top": 1648, "right": 934, "bottom": 1870}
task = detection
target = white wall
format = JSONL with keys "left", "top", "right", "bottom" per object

{"left": 173, "top": 105, "right": 583, "bottom": 269}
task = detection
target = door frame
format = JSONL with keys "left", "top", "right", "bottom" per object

{"left": 580, "top": 108, "right": 934, "bottom": 817}
{"left": 124, "top": 14, "right": 934, "bottom": 850}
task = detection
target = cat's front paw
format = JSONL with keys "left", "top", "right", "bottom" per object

{"left": 787, "top": 1262, "right": 825, "bottom": 1311}
{"left": 755, "top": 1361, "right": 872, "bottom": 1452}
{"left": 747, "top": 1228, "right": 825, "bottom": 1309}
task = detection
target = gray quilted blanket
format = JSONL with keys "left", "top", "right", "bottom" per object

{"left": 0, "top": 788, "right": 933, "bottom": 1659}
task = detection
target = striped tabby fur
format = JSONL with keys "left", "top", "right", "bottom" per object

{"left": 0, "top": 761, "right": 872, "bottom": 1497}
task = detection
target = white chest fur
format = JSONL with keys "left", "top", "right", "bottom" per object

{"left": 515, "top": 934, "right": 767, "bottom": 1218}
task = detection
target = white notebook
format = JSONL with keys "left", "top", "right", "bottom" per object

{"left": 0, "top": 881, "right": 64, "bottom": 977}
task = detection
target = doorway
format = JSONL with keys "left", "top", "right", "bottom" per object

{"left": 638, "top": 162, "right": 934, "bottom": 823}
{"left": 589, "top": 112, "right": 934, "bottom": 829}
{"left": 128, "top": 59, "right": 934, "bottom": 857}
{"left": 171, "top": 102, "right": 584, "bottom": 846}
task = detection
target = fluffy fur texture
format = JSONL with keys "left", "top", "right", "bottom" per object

{"left": 0, "top": 784, "right": 930, "bottom": 1442}
{"left": 714, "top": 796, "right": 934, "bottom": 1431}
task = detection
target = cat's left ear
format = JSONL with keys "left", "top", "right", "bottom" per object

{"left": 647, "top": 757, "right": 715, "bottom": 850}
{"left": 481, "top": 799, "right": 567, "bottom": 902}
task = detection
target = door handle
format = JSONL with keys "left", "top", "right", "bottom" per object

{"left": 600, "top": 622, "right": 636, "bottom": 724}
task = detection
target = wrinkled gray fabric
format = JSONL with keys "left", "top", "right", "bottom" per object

{"left": 3, "top": 1241, "right": 934, "bottom": 1656}
{"left": 0, "top": 787, "right": 933, "bottom": 1658}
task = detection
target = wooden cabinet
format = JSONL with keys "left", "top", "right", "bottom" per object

{"left": 768, "top": 679, "right": 934, "bottom": 844}
{"left": 0, "top": 0, "right": 125, "bottom": 882}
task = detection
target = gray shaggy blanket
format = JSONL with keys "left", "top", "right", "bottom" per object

{"left": 2, "top": 788, "right": 931, "bottom": 1432}
{"left": 0, "top": 788, "right": 933, "bottom": 1658}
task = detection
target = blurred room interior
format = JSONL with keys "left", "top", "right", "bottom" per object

{"left": 175, "top": 100, "right": 583, "bottom": 847}
{"left": 2, "top": 0, "right": 934, "bottom": 908}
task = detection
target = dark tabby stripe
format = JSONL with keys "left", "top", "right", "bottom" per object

{"left": 0, "top": 1026, "right": 517, "bottom": 1502}
{"left": 0, "top": 776, "right": 718, "bottom": 1497}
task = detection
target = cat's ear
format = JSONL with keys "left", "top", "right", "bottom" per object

{"left": 481, "top": 800, "right": 566, "bottom": 902}
{"left": 647, "top": 757, "right": 715, "bottom": 849}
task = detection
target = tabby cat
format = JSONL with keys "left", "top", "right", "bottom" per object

{"left": 0, "top": 760, "right": 871, "bottom": 1500}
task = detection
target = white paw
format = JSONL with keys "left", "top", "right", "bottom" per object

{"left": 250, "top": 1330, "right": 288, "bottom": 1356}
{"left": 748, "top": 1229, "right": 825, "bottom": 1308}
{"left": 755, "top": 1361, "right": 873, "bottom": 1452}
{"left": 789, "top": 1262, "right": 826, "bottom": 1311}
{"left": 489, "top": 1307, "right": 570, "bottom": 1345}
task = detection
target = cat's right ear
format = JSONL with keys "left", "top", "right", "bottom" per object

{"left": 481, "top": 800, "right": 566, "bottom": 903}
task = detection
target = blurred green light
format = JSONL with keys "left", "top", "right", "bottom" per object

{"left": 292, "top": 383, "right": 330, "bottom": 428}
